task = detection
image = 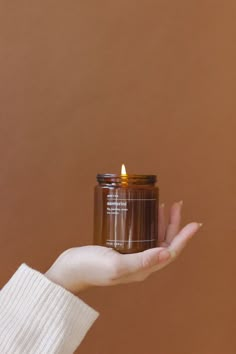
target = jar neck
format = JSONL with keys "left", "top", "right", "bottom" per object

{"left": 96, "top": 174, "right": 157, "bottom": 186}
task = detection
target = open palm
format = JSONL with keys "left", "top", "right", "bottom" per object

{"left": 46, "top": 201, "right": 202, "bottom": 294}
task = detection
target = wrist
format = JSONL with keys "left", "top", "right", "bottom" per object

{"left": 45, "top": 262, "right": 70, "bottom": 292}
{"left": 45, "top": 250, "right": 90, "bottom": 295}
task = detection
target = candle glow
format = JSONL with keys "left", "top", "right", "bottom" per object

{"left": 121, "top": 164, "right": 127, "bottom": 175}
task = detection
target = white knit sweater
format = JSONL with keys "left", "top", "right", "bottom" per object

{"left": 0, "top": 264, "right": 99, "bottom": 353}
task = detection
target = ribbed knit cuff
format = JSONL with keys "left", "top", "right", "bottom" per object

{"left": 0, "top": 264, "right": 99, "bottom": 354}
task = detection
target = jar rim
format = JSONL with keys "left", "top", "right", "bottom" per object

{"left": 97, "top": 173, "right": 157, "bottom": 184}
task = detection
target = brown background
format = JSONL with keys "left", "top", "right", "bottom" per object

{"left": 0, "top": 1, "right": 235, "bottom": 353}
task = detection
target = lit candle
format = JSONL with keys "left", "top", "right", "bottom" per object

{"left": 121, "top": 163, "right": 128, "bottom": 185}
{"left": 93, "top": 165, "right": 159, "bottom": 253}
{"left": 121, "top": 163, "right": 127, "bottom": 175}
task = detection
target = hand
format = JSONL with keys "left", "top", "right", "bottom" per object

{"left": 45, "top": 201, "right": 202, "bottom": 294}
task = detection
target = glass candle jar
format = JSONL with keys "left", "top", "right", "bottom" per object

{"left": 93, "top": 173, "right": 159, "bottom": 254}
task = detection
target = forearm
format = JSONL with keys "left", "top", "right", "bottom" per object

{"left": 0, "top": 264, "right": 99, "bottom": 354}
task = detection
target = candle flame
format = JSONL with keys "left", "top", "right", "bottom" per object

{"left": 121, "top": 164, "right": 127, "bottom": 175}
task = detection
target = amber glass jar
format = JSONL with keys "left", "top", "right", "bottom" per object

{"left": 93, "top": 174, "right": 159, "bottom": 254}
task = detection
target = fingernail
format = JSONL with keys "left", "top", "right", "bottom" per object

{"left": 158, "top": 249, "right": 171, "bottom": 263}
{"left": 169, "top": 249, "right": 177, "bottom": 259}
{"left": 179, "top": 200, "right": 183, "bottom": 206}
{"left": 198, "top": 223, "right": 203, "bottom": 228}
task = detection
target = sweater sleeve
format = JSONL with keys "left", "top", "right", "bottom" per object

{"left": 0, "top": 264, "right": 99, "bottom": 354}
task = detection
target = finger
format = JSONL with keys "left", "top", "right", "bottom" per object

{"left": 144, "top": 222, "right": 202, "bottom": 275}
{"left": 158, "top": 203, "right": 166, "bottom": 245}
{"left": 111, "top": 222, "right": 202, "bottom": 281}
{"left": 114, "top": 247, "right": 172, "bottom": 278}
{"left": 169, "top": 222, "right": 202, "bottom": 258}
{"left": 161, "top": 201, "right": 183, "bottom": 247}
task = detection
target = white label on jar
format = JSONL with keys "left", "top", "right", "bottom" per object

{"left": 106, "top": 194, "right": 128, "bottom": 215}
{"left": 106, "top": 239, "right": 156, "bottom": 243}
{"left": 106, "top": 201, "right": 128, "bottom": 215}
{"left": 106, "top": 195, "right": 156, "bottom": 215}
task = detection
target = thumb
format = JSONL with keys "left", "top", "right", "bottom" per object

{"left": 116, "top": 247, "right": 172, "bottom": 276}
